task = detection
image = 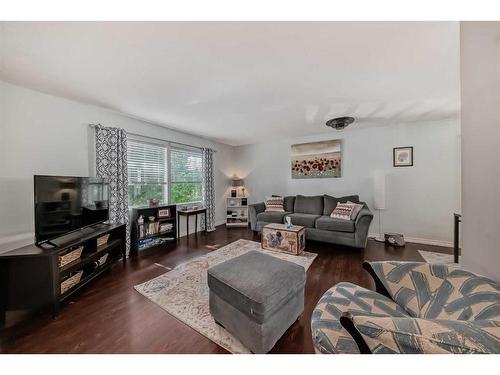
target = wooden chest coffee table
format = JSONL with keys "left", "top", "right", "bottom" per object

{"left": 261, "top": 223, "right": 305, "bottom": 255}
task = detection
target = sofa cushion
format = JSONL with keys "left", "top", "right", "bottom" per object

{"left": 283, "top": 196, "right": 296, "bottom": 212}
{"left": 285, "top": 213, "right": 321, "bottom": 228}
{"left": 257, "top": 211, "right": 292, "bottom": 224}
{"left": 315, "top": 216, "right": 355, "bottom": 233}
{"left": 311, "top": 282, "right": 408, "bottom": 354}
{"left": 347, "top": 201, "right": 364, "bottom": 220}
{"left": 294, "top": 195, "right": 324, "bottom": 215}
{"left": 207, "top": 251, "right": 306, "bottom": 323}
{"left": 323, "top": 195, "right": 360, "bottom": 216}
{"left": 350, "top": 316, "right": 500, "bottom": 354}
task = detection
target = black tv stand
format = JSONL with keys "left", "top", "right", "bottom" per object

{"left": 0, "top": 223, "right": 126, "bottom": 328}
{"left": 39, "top": 223, "right": 111, "bottom": 248}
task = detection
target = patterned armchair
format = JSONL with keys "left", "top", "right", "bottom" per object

{"left": 311, "top": 261, "right": 500, "bottom": 354}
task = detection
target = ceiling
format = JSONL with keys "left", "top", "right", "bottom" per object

{"left": 0, "top": 22, "right": 460, "bottom": 146}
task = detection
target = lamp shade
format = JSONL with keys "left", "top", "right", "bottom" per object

{"left": 231, "top": 178, "right": 244, "bottom": 187}
{"left": 373, "top": 172, "right": 386, "bottom": 210}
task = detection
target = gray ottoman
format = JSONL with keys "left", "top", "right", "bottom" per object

{"left": 207, "top": 250, "right": 306, "bottom": 353}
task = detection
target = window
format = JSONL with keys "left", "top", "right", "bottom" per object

{"left": 170, "top": 146, "right": 202, "bottom": 204}
{"left": 126, "top": 138, "right": 203, "bottom": 207}
{"left": 127, "top": 140, "right": 168, "bottom": 207}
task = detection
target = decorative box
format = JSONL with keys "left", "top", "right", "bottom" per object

{"left": 261, "top": 223, "right": 305, "bottom": 255}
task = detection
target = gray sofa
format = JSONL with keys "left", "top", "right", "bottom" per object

{"left": 249, "top": 194, "right": 373, "bottom": 249}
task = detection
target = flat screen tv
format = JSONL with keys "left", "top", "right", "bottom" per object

{"left": 34, "top": 175, "right": 110, "bottom": 245}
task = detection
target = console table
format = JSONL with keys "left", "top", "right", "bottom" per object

{"left": 177, "top": 208, "right": 207, "bottom": 237}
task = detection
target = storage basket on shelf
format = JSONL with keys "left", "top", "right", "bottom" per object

{"left": 97, "top": 253, "right": 109, "bottom": 266}
{"left": 97, "top": 234, "right": 110, "bottom": 247}
{"left": 58, "top": 246, "right": 84, "bottom": 268}
{"left": 60, "top": 270, "right": 83, "bottom": 294}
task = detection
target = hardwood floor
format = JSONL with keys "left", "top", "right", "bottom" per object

{"left": 0, "top": 225, "right": 452, "bottom": 354}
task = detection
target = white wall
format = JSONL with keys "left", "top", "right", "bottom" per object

{"left": 233, "top": 120, "right": 461, "bottom": 245}
{"left": 0, "top": 79, "right": 462, "bottom": 252}
{"left": 460, "top": 22, "right": 500, "bottom": 281}
{"left": 0, "top": 81, "right": 235, "bottom": 253}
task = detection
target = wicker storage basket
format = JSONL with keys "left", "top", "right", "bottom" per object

{"left": 58, "top": 246, "right": 84, "bottom": 268}
{"left": 97, "top": 234, "right": 110, "bottom": 247}
{"left": 98, "top": 253, "right": 109, "bottom": 266}
{"left": 60, "top": 270, "right": 83, "bottom": 294}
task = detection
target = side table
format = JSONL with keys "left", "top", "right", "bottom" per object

{"left": 177, "top": 208, "right": 207, "bottom": 237}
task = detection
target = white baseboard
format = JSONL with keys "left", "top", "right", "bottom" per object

{"left": 368, "top": 232, "right": 453, "bottom": 248}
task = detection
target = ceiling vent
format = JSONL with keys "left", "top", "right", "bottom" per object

{"left": 325, "top": 116, "right": 355, "bottom": 130}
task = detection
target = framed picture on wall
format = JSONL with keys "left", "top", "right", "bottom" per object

{"left": 291, "top": 139, "right": 342, "bottom": 179}
{"left": 393, "top": 146, "right": 413, "bottom": 167}
{"left": 157, "top": 208, "right": 171, "bottom": 218}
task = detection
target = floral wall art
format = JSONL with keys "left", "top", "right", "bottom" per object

{"left": 291, "top": 139, "right": 342, "bottom": 179}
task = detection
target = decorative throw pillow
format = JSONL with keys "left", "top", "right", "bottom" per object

{"left": 350, "top": 315, "right": 500, "bottom": 354}
{"left": 265, "top": 196, "right": 285, "bottom": 212}
{"left": 330, "top": 202, "right": 354, "bottom": 220}
{"left": 347, "top": 201, "right": 364, "bottom": 220}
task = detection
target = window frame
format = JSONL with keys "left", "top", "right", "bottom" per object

{"left": 169, "top": 144, "right": 203, "bottom": 205}
{"left": 127, "top": 134, "right": 203, "bottom": 207}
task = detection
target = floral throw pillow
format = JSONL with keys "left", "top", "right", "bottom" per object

{"left": 265, "top": 196, "right": 285, "bottom": 212}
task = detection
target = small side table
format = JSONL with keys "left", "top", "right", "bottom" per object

{"left": 177, "top": 208, "right": 207, "bottom": 237}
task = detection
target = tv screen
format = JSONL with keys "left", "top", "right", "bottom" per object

{"left": 34, "top": 175, "right": 109, "bottom": 244}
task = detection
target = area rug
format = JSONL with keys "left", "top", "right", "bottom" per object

{"left": 134, "top": 239, "right": 317, "bottom": 354}
{"left": 418, "top": 250, "right": 454, "bottom": 264}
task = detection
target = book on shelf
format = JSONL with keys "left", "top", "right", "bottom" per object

{"left": 138, "top": 236, "right": 175, "bottom": 250}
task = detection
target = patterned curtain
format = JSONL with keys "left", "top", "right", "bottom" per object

{"left": 201, "top": 148, "right": 216, "bottom": 232}
{"left": 94, "top": 124, "right": 130, "bottom": 253}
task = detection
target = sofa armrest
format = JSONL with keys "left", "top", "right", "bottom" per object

{"left": 341, "top": 314, "right": 500, "bottom": 354}
{"left": 353, "top": 208, "right": 373, "bottom": 248}
{"left": 248, "top": 202, "right": 266, "bottom": 231}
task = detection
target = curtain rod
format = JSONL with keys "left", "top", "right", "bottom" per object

{"left": 89, "top": 123, "right": 216, "bottom": 152}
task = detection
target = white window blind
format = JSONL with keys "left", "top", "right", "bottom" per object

{"left": 170, "top": 147, "right": 202, "bottom": 183}
{"left": 126, "top": 137, "right": 203, "bottom": 206}
{"left": 127, "top": 140, "right": 168, "bottom": 206}
{"left": 128, "top": 140, "right": 167, "bottom": 183}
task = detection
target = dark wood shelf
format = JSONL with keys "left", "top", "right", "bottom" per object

{"left": 59, "top": 239, "right": 122, "bottom": 277}
{"left": 131, "top": 204, "right": 177, "bottom": 257}
{"left": 138, "top": 230, "right": 175, "bottom": 242}
{"left": 59, "top": 256, "right": 121, "bottom": 302}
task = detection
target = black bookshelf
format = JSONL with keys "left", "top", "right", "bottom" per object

{"left": 130, "top": 204, "right": 177, "bottom": 256}
{"left": 0, "top": 223, "right": 126, "bottom": 328}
